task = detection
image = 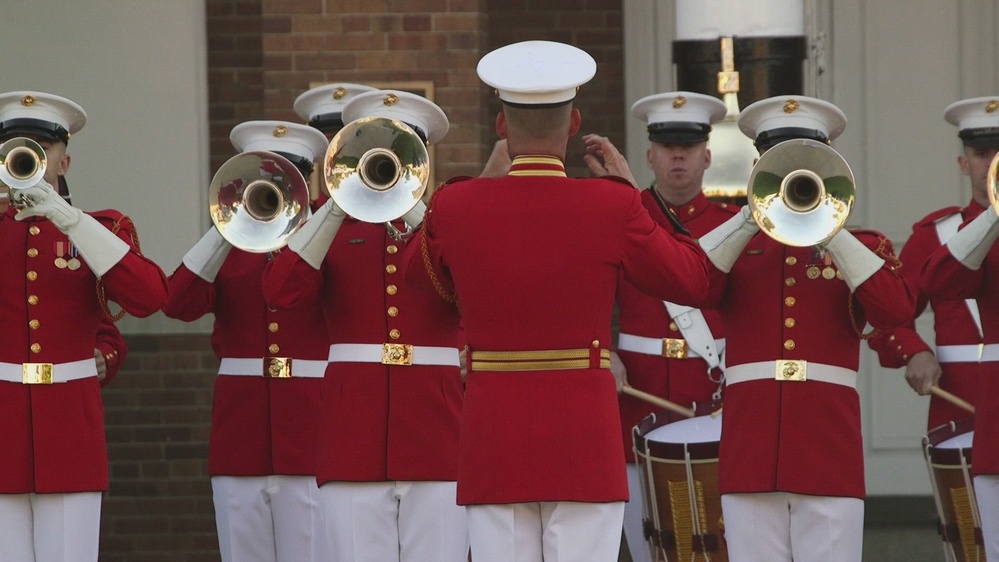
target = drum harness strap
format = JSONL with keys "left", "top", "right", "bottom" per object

{"left": 663, "top": 301, "right": 727, "bottom": 400}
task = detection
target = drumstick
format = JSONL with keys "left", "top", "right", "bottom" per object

{"left": 622, "top": 385, "right": 695, "bottom": 418}
{"left": 930, "top": 386, "right": 976, "bottom": 415}
{"left": 710, "top": 406, "right": 723, "bottom": 418}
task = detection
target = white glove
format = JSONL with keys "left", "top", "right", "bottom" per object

{"left": 821, "top": 229, "right": 885, "bottom": 292}
{"left": 287, "top": 199, "right": 345, "bottom": 269}
{"left": 15, "top": 179, "right": 128, "bottom": 277}
{"left": 946, "top": 209, "right": 999, "bottom": 270}
{"left": 182, "top": 227, "right": 232, "bottom": 282}
{"left": 698, "top": 205, "right": 759, "bottom": 272}
{"left": 402, "top": 199, "right": 426, "bottom": 230}
{"left": 14, "top": 179, "right": 81, "bottom": 231}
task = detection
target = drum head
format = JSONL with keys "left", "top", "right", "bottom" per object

{"left": 925, "top": 418, "right": 974, "bottom": 466}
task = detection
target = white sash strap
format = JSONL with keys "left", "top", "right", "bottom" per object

{"left": 936, "top": 344, "right": 983, "bottom": 364}
{"left": 618, "top": 333, "right": 726, "bottom": 361}
{"left": 981, "top": 344, "right": 999, "bottom": 363}
{"left": 726, "top": 361, "right": 858, "bottom": 389}
{"left": 936, "top": 212, "right": 984, "bottom": 339}
{"left": 0, "top": 358, "right": 97, "bottom": 384}
{"left": 327, "top": 344, "right": 460, "bottom": 367}
{"left": 218, "top": 357, "right": 327, "bottom": 378}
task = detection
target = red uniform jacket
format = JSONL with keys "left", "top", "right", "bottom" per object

{"left": 923, "top": 216, "right": 999, "bottom": 475}
{"left": 705, "top": 231, "right": 915, "bottom": 499}
{"left": 163, "top": 249, "right": 328, "bottom": 476}
{"left": 869, "top": 201, "right": 985, "bottom": 429}
{"left": 0, "top": 209, "right": 167, "bottom": 494}
{"left": 263, "top": 218, "right": 463, "bottom": 484}
{"left": 405, "top": 155, "right": 713, "bottom": 505}
{"left": 617, "top": 190, "right": 736, "bottom": 461}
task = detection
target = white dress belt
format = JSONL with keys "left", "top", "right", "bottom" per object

{"left": 218, "top": 357, "right": 327, "bottom": 378}
{"left": 328, "top": 343, "right": 460, "bottom": 367}
{"left": 726, "top": 361, "right": 858, "bottom": 389}
{"left": 980, "top": 344, "right": 999, "bottom": 362}
{"left": 0, "top": 358, "right": 97, "bottom": 384}
{"left": 936, "top": 344, "right": 983, "bottom": 364}
{"left": 617, "top": 333, "right": 726, "bottom": 361}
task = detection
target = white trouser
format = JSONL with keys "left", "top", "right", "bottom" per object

{"left": 212, "top": 475, "right": 328, "bottom": 562}
{"left": 624, "top": 464, "right": 651, "bottom": 562}
{"left": 722, "top": 492, "right": 864, "bottom": 562}
{"left": 0, "top": 492, "right": 102, "bottom": 562}
{"left": 975, "top": 475, "right": 999, "bottom": 561}
{"left": 320, "top": 480, "right": 468, "bottom": 562}
{"left": 467, "top": 500, "right": 625, "bottom": 562}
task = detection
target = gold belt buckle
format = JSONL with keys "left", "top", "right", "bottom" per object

{"left": 775, "top": 359, "right": 807, "bottom": 382}
{"left": 265, "top": 357, "right": 292, "bottom": 378}
{"left": 22, "top": 363, "right": 53, "bottom": 384}
{"left": 382, "top": 343, "right": 414, "bottom": 366}
{"left": 662, "top": 338, "right": 689, "bottom": 359}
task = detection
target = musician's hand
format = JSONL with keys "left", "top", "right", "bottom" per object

{"left": 610, "top": 351, "right": 628, "bottom": 394}
{"left": 479, "top": 139, "right": 511, "bottom": 178}
{"left": 95, "top": 348, "right": 108, "bottom": 382}
{"left": 14, "top": 178, "right": 82, "bottom": 232}
{"left": 904, "top": 350, "right": 942, "bottom": 395}
{"left": 582, "top": 134, "right": 639, "bottom": 188}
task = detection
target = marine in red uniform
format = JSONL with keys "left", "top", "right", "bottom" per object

{"left": 404, "top": 41, "right": 713, "bottom": 562}
{"left": 0, "top": 91, "right": 168, "bottom": 562}
{"left": 162, "top": 121, "right": 331, "bottom": 562}
{"left": 921, "top": 96, "right": 999, "bottom": 562}
{"left": 263, "top": 90, "right": 468, "bottom": 562}
{"left": 868, "top": 98, "right": 996, "bottom": 430}
{"left": 583, "top": 91, "right": 735, "bottom": 562}
{"left": 700, "top": 96, "right": 916, "bottom": 562}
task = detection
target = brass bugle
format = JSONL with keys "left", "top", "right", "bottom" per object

{"left": 747, "top": 138, "right": 856, "bottom": 247}
{"left": 0, "top": 137, "right": 47, "bottom": 190}
{"left": 323, "top": 116, "right": 430, "bottom": 229}
{"left": 208, "top": 151, "right": 312, "bottom": 253}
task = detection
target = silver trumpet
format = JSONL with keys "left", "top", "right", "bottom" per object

{"left": 747, "top": 138, "right": 856, "bottom": 247}
{"left": 324, "top": 116, "right": 430, "bottom": 240}
{"left": 208, "top": 151, "right": 312, "bottom": 253}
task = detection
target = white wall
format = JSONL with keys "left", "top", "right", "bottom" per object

{"left": 2, "top": 0, "right": 212, "bottom": 333}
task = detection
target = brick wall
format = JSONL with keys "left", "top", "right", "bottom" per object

{"left": 100, "top": 334, "right": 219, "bottom": 561}
{"left": 484, "top": 0, "right": 625, "bottom": 179}
{"left": 99, "top": 1, "right": 625, "bottom": 559}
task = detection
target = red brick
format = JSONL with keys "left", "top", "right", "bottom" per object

{"left": 263, "top": 0, "right": 322, "bottom": 15}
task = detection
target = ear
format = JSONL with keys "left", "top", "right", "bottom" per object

{"left": 704, "top": 147, "right": 712, "bottom": 170}
{"left": 568, "top": 107, "right": 581, "bottom": 136}
{"left": 495, "top": 112, "right": 507, "bottom": 139}
{"left": 958, "top": 154, "right": 971, "bottom": 177}
{"left": 646, "top": 147, "right": 655, "bottom": 170}
{"left": 59, "top": 153, "right": 71, "bottom": 176}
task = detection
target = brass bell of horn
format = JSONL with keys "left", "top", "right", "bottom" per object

{"left": 987, "top": 151, "right": 999, "bottom": 217}
{"left": 747, "top": 138, "right": 856, "bottom": 247}
{"left": 209, "top": 151, "right": 311, "bottom": 253}
{"left": 0, "top": 137, "right": 47, "bottom": 189}
{"left": 324, "top": 116, "right": 429, "bottom": 224}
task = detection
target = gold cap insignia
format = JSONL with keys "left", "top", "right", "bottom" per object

{"left": 672, "top": 96, "right": 687, "bottom": 109}
{"left": 987, "top": 100, "right": 999, "bottom": 113}
{"left": 333, "top": 87, "right": 347, "bottom": 100}
{"left": 783, "top": 99, "right": 800, "bottom": 113}
{"left": 383, "top": 93, "right": 399, "bottom": 106}
{"left": 272, "top": 125, "right": 288, "bottom": 137}
{"left": 21, "top": 95, "right": 36, "bottom": 107}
